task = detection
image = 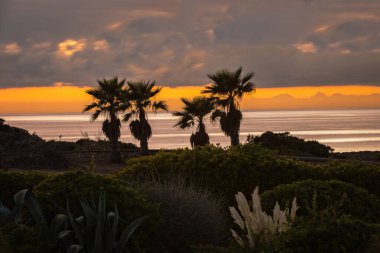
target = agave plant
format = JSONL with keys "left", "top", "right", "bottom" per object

{"left": 173, "top": 96, "right": 214, "bottom": 148}
{"left": 58, "top": 193, "right": 149, "bottom": 253}
{"left": 230, "top": 187, "right": 298, "bottom": 251}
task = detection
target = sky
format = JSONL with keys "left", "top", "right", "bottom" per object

{"left": 0, "top": 0, "right": 380, "bottom": 113}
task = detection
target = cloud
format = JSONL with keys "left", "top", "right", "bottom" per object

{"left": 295, "top": 42, "right": 318, "bottom": 53}
{"left": 0, "top": 0, "right": 380, "bottom": 88}
{"left": 1, "top": 42, "right": 22, "bottom": 55}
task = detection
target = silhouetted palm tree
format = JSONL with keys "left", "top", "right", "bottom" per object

{"left": 83, "top": 77, "right": 129, "bottom": 163}
{"left": 173, "top": 96, "right": 214, "bottom": 148}
{"left": 202, "top": 67, "right": 256, "bottom": 146}
{"left": 123, "top": 81, "right": 167, "bottom": 152}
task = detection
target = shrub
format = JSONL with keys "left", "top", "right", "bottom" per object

{"left": 247, "top": 131, "right": 334, "bottom": 157}
{"left": 33, "top": 170, "right": 152, "bottom": 221}
{"left": 140, "top": 182, "right": 227, "bottom": 252}
{"left": 320, "top": 161, "right": 380, "bottom": 199}
{"left": 261, "top": 180, "right": 380, "bottom": 222}
{"left": 0, "top": 170, "right": 47, "bottom": 206}
{"left": 281, "top": 217, "right": 373, "bottom": 253}
{"left": 115, "top": 145, "right": 321, "bottom": 204}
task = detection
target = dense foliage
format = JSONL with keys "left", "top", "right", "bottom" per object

{"left": 115, "top": 145, "right": 322, "bottom": 203}
{"left": 1, "top": 139, "right": 380, "bottom": 252}
{"left": 281, "top": 218, "right": 373, "bottom": 253}
{"left": 33, "top": 170, "right": 153, "bottom": 221}
{"left": 261, "top": 180, "right": 380, "bottom": 222}
{"left": 248, "top": 131, "right": 334, "bottom": 157}
{"left": 319, "top": 161, "right": 380, "bottom": 198}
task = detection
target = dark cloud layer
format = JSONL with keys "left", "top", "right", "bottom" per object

{"left": 0, "top": 0, "right": 380, "bottom": 88}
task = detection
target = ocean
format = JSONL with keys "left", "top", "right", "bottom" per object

{"left": 2, "top": 109, "right": 380, "bottom": 152}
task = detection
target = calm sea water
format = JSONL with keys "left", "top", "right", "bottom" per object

{"left": 2, "top": 109, "right": 380, "bottom": 152}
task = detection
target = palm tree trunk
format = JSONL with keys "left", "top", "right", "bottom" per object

{"left": 231, "top": 131, "right": 240, "bottom": 146}
{"left": 109, "top": 115, "right": 121, "bottom": 163}
{"left": 139, "top": 110, "right": 149, "bottom": 152}
{"left": 229, "top": 104, "right": 240, "bottom": 146}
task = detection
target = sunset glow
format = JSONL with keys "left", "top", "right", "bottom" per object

{"left": 1, "top": 85, "right": 379, "bottom": 114}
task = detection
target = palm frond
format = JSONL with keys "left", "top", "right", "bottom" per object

{"left": 152, "top": 100, "right": 168, "bottom": 112}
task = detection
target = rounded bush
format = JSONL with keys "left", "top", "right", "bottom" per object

{"left": 115, "top": 144, "right": 321, "bottom": 204}
{"left": 320, "top": 161, "right": 380, "bottom": 199}
{"left": 33, "top": 170, "right": 153, "bottom": 221}
{"left": 261, "top": 180, "right": 380, "bottom": 222}
{"left": 281, "top": 218, "right": 373, "bottom": 253}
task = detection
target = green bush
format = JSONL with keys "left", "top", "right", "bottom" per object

{"left": 281, "top": 217, "right": 373, "bottom": 253}
{"left": 115, "top": 145, "right": 321, "bottom": 203}
{"left": 33, "top": 170, "right": 152, "bottom": 221}
{"left": 261, "top": 180, "right": 380, "bottom": 222}
{"left": 0, "top": 170, "right": 47, "bottom": 206}
{"left": 248, "top": 131, "right": 334, "bottom": 157}
{"left": 320, "top": 161, "right": 380, "bottom": 199}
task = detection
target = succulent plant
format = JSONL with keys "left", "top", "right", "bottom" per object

{"left": 58, "top": 193, "right": 149, "bottom": 253}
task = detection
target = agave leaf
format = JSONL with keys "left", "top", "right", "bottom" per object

{"left": 24, "top": 190, "right": 46, "bottom": 224}
{"left": 116, "top": 215, "right": 150, "bottom": 252}
{"left": 50, "top": 213, "right": 68, "bottom": 235}
{"left": 105, "top": 205, "right": 119, "bottom": 253}
{"left": 75, "top": 216, "right": 85, "bottom": 224}
{"left": 79, "top": 199, "right": 97, "bottom": 228}
{"left": 67, "top": 202, "right": 84, "bottom": 246}
{"left": 13, "top": 189, "right": 29, "bottom": 223}
{"left": 69, "top": 244, "right": 84, "bottom": 253}
{"left": 94, "top": 193, "right": 105, "bottom": 253}
{"left": 57, "top": 230, "right": 75, "bottom": 251}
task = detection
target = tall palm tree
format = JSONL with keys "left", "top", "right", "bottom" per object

{"left": 83, "top": 77, "right": 129, "bottom": 163}
{"left": 173, "top": 96, "right": 214, "bottom": 148}
{"left": 123, "top": 81, "right": 167, "bottom": 152}
{"left": 202, "top": 67, "right": 256, "bottom": 146}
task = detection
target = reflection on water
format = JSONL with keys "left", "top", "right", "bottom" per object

{"left": 2, "top": 109, "right": 380, "bottom": 152}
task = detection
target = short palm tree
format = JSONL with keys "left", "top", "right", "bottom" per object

{"left": 173, "top": 96, "right": 214, "bottom": 148}
{"left": 202, "top": 67, "right": 256, "bottom": 146}
{"left": 83, "top": 77, "right": 129, "bottom": 163}
{"left": 123, "top": 81, "right": 167, "bottom": 152}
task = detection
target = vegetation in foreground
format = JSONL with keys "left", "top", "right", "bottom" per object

{"left": 1, "top": 143, "right": 380, "bottom": 252}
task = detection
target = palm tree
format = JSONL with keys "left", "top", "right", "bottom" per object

{"left": 173, "top": 96, "right": 214, "bottom": 148}
{"left": 83, "top": 77, "right": 129, "bottom": 163}
{"left": 123, "top": 81, "right": 167, "bottom": 152}
{"left": 202, "top": 67, "right": 256, "bottom": 146}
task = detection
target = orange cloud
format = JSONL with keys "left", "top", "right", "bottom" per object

{"left": 295, "top": 42, "right": 318, "bottom": 53}
{"left": 0, "top": 85, "right": 379, "bottom": 114}
{"left": 57, "top": 39, "right": 86, "bottom": 58}
{"left": 1, "top": 42, "right": 22, "bottom": 55}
